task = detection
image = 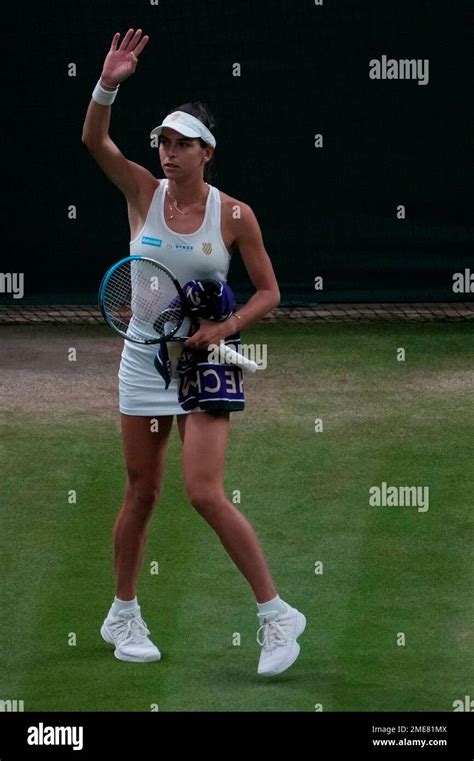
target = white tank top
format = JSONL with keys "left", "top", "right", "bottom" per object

{"left": 119, "top": 179, "right": 232, "bottom": 387}
{"left": 129, "top": 179, "right": 231, "bottom": 281}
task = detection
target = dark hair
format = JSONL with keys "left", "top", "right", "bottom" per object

{"left": 167, "top": 101, "right": 217, "bottom": 183}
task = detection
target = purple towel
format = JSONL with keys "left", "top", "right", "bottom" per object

{"left": 154, "top": 279, "right": 245, "bottom": 413}
{"left": 177, "top": 334, "right": 245, "bottom": 413}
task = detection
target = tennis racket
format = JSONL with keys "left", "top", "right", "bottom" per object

{"left": 98, "top": 256, "right": 258, "bottom": 373}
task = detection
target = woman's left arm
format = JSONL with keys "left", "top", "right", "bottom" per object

{"left": 184, "top": 203, "right": 280, "bottom": 348}
{"left": 224, "top": 203, "right": 281, "bottom": 333}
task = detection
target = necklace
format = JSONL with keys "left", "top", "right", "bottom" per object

{"left": 166, "top": 182, "right": 209, "bottom": 219}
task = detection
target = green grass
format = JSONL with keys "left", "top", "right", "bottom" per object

{"left": 0, "top": 322, "right": 473, "bottom": 711}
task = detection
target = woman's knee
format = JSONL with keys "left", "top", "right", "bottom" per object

{"left": 120, "top": 415, "right": 173, "bottom": 517}
{"left": 124, "top": 472, "right": 161, "bottom": 516}
{"left": 186, "top": 486, "right": 227, "bottom": 520}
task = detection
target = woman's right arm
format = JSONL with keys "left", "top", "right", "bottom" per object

{"left": 81, "top": 29, "right": 153, "bottom": 201}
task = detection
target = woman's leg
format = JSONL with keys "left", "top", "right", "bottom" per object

{"left": 113, "top": 414, "right": 174, "bottom": 600}
{"left": 177, "top": 412, "right": 277, "bottom": 603}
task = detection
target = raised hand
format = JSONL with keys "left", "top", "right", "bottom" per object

{"left": 101, "top": 29, "right": 149, "bottom": 89}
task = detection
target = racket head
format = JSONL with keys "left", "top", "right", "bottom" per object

{"left": 99, "top": 256, "right": 188, "bottom": 344}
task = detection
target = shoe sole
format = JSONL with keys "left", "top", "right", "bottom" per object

{"left": 258, "top": 611, "right": 307, "bottom": 677}
{"left": 100, "top": 623, "right": 161, "bottom": 663}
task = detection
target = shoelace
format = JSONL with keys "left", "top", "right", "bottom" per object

{"left": 113, "top": 616, "right": 151, "bottom": 645}
{"left": 256, "top": 619, "right": 288, "bottom": 652}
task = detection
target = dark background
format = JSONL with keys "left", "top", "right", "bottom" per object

{"left": 2, "top": 0, "right": 472, "bottom": 304}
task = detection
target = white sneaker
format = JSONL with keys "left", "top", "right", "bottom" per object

{"left": 100, "top": 613, "right": 161, "bottom": 663}
{"left": 256, "top": 605, "right": 306, "bottom": 676}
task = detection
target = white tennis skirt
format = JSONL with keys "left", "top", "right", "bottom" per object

{"left": 118, "top": 340, "right": 200, "bottom": 417}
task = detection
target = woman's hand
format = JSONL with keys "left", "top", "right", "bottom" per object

{"left": 183, "top": 318, "right": 235, "bottom": 350}
{"left": 101, "top": 29, "right": 149, "bottom": 88}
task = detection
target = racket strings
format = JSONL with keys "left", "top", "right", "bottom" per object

{"left": 103, "top": 260, "right": 184, "bottom": 340}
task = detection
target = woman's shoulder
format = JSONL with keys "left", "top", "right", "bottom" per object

{"left": 217, "top": 188, "right": 252, "bottom": 215}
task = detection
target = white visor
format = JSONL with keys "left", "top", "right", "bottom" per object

{"left": 151, "top": 110, "right": 216, "bottom": 147}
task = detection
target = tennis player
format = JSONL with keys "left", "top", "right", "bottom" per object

{"left": 82, "top": 28, "right": 306, "bottom": 676}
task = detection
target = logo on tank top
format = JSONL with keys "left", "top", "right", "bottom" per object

{"left": 202, "top": 242, "right": 213, "bottom": 256}
{"left": 164, "top": 243, "right": 194, "bottom": 251}
{"left": 141, "top": 236, "right": 162, "bottom": 247}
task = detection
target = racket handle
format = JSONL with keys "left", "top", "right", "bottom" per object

{"left": 218, "top": 344, "right": 258, "bottom": 373}
{"left": 172, "top": 337, "right": 258, "bottom": 373}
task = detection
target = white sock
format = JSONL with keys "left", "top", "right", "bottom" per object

{"left": 257, "top": 595, "right": 288, "bottom": 618}
{"left": 110, "top": 596, "right": 140, "bottom": 618}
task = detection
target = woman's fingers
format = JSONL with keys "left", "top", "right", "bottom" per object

{"left": 110, "top": 32, "right": 120, "bottom": 51}
{"left": 128, "top": 29, "right": 145, "bottom": 52}
{"left": 118, "top": 28, "right": 136, "bottom": 51}
{"left": 133, "top": 34, "right": 149, "bottom": 57}
{"left": 114, "top": 28, "right": 148, "bottom": 56}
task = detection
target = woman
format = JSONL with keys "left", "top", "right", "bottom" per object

{"left": 81, "top": 28, "right": 305, "bottom": 677}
